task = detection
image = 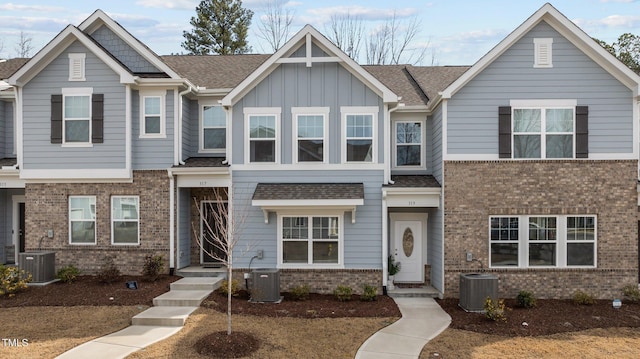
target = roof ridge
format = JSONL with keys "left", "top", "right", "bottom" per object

{"left": 403, "top": 65, "right": 430, "bottom": 104}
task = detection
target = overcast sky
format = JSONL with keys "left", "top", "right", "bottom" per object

{"left": 0, "top": 0, "right": 639, "bottom": 65}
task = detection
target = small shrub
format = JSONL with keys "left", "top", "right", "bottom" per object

{"left": 290, "top": 284, "right": 310, "bottom": 301}
{"left": 573, "top": 290, "right": 595, "bottom": 305}
{"left": 142, "top": 254, "right": 164, "bottom": 281}
{"left": 218, "top": 279, "right": 240, "bottom": 296}
{"left": 334, "top": 285, "right": 353, "bottom": 302}
{"left": 56, "top": 265, "right": 80, "bottom": 283}
{"left": 622, "top": 284, "right": 640, "bottom": 302}
{"left": 516, "top": 290, "right": 536, "bottom": 308}
{"left": 97, "top": 257, "right": 121, "bottom": 284}
{"left": 0, "top": 265, "right": 31, "bottom": 297}
{"left": 483, "top": 296, "right": 507, "bottom": 322}
{"left": 360, "top": 284, "right": 377, "bottom": 302}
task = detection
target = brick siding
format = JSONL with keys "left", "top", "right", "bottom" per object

{"left": 443, "top": 160, "right": 638, "bottom": 299}
{"left": 24, "top": 170, "right": 171, "bottom": 275}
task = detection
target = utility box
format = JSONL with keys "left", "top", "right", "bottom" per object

{"left": 250, "top": 268, "right": 281, "bottom": 302}
{"left": 459, "top": 273, "right": 498, "bottom": 312}
{"left": 19, "top": 251, "right": 56, "bottom": 283}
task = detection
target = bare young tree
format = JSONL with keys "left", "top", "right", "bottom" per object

{"left": 365, "top": 12, "right": 427, "bottom": 65}
{"left": 325, "top": 11, "right": 364, "bottom": 60}
{"left": 15, "top": 31, "right": 33, "bottom": 58}
{"left": 256, "top": 0, "right": 294, "bottom": 52}
{"left": 192, "top": 187, "right": 249, "bottom": 335}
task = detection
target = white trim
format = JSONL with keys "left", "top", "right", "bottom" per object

{"left": 392, "top": 118, "right": 427, "bottom": 170}
{"left": 231, "top": 163, "right": 386, "bottom": 171}
{"left": 244, "top": 107, "right": 281, "bottom": 164}
{"left": 442, "top": 100, "right": 448, "bottom": 158}
{"left": 341, "top": 106, "right": 378, "bottom": 164}
{"left": 12, "top": 195, "right": 25, "bottom": 264}
{"left": 511, "top": 103, "right": 575, "bottom": 159}
{"left": 277, "top": 212, "right": 345, "bottom": 269}
{"left": 221, "top": 24, "right": 398, "bottom": 107}
{"left": 292, "top": 107, "right": 329, "bottom": 164}
{"left": 68, "top": 195, "right": 97, "bottom": 245}
{"left": 510, "top": 99, "right": 577, "bottom": 107}
{"left": 68, "top": 53, "right": 86, "bottom": 81}
{"left": 200, "top": 103, "right": 226, "bottom": 154}
{"left": 61, "top": 87, "right": 93, "bottom": 145}
{"left": 139, "top": 90, "right": 166, "bottom": 138}
{"left": 383, "top": 189, "right": 440, "bottom": 208}
{"left": 444, "top": 153, "right": 638, "bottom": 161}
{"left": 20, "top": 168, "right": 132, "bottom": 181}
{"left": 168, "top": 171, "right": 175, "bottom": 270}
{"left": 389, "top": 213, "right": 427, "bottom": 283}
{"left": 111, "top": 195, "right": 140, "bottom": 245}
{"left": 533, "top": 38, "right": 553, "bottom": 68}
{"left": 16, "top": 87, "right": 23, "bottom": 170}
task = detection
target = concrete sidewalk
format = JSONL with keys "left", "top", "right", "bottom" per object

{"left": 355, "top": 297, "right": 451, "bottom": 359}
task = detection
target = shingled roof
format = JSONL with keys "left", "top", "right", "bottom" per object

{"left": 406, "top": 66, "right": 470, "bottom": 106}
{"left": 0, "top": 58, "right": 29, "bottom": 80}
{"left": 161, "top": 54, "right": 270, "bottom": 89}
{"left": 253, "top": 183, "right": 364, "bottom": 201}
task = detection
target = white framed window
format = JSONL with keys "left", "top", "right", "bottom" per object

{"left": 293, "top": 107, "right": 329, "bottom": 163}
{"left": 511, "top": 100, "right": 576, "bottom": 159}
{"left": 62, "top": 87, "right": 92, "bottom": 145}
{"left": 68, "top": 53, "right": 86, "bottom": 81}
{"left": 393, "top": 120, "right": 425, "bottom": 168}
{"left": 245, "top": 107, "right": 280, "bottom": 163}
{"left": 278, "top": 213, "right": 343, "bottom": 268}
{"left": 200, "top": 105, "right": 226, "bottom": 152}
{"left": 341, "top": 106, "right": 377, "bottom": 163}
{"left": 534, "top": 38, "right": 553, "bottom": 68}
{"left": 139, "top": 91, "right": 165, "bottom": 138}
{"left": 489, "top": 215, "right": 596, "bottom": 268}
{"left": 111, "top": 196, "right": 140, "bottom": 245}
{"left": 69, "top": 196, "right": 96, "bottom": 245}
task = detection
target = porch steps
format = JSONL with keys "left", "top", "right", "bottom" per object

{"left": 175, "top": 266, "right": 227, "bottom": 277}
{"left": 387, "top": 286, "right": 440, "bottom": 298}
{"left": 131, "top": 276, "right": 223, "bottom": 327}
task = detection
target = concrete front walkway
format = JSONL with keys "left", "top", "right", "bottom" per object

{"left": 355, "top": 297, "right": 451, "bottom": 359}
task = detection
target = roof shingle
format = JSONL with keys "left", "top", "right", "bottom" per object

{"left": 252, "top": 183, "right": 364, "bottom": 201}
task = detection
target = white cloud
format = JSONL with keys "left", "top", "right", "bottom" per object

{"left": 135, "top": 0, "right": 198, "bottom": 10}
{"left": 109, "top": 13, "right": 160, "bottom": 28}
{"left": 574, "top": 14, "right": 640, "bottom": 29}
{"left": 0, "top": 3, "right": 65, "bottom": 12}
{"left": 599, "top": 0, "right": 636, "bottom": 3}
{"left": 305, "top": 6, "right": 418, "bottom": 24}
{"left": 0, "top": 16, "right": 69, "bottom": 32}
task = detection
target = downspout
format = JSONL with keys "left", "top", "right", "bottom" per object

{"left": 168, "top": 169, "right": 175, "bottom": 274}
{"left": 177, "top": 85, "right": 193, "bottom": 166}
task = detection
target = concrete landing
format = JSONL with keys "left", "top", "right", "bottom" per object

{"left": 170, "top": 276, "right": 222, "bottom": 291}
{"left": 152, "top": 289, "right": 212, "bottom": 307}
{"left": 131, "top": 306, "right": 198, "bottom": 326}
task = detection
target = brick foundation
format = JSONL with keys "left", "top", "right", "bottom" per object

{"left": 230, "top": 268, "right": 383, "bottom": 295}
{"left": 443, "top": 160, "right": 638, "bottom": 299}
{"left": 25, "top": 170, "right": 171, "bottom": 275}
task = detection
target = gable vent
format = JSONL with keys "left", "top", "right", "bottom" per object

{"left": 68, "top": 53, "right": 86, "bottom": 81}
{"left": 534, "top": 38, "right": 553, "bottom": 68}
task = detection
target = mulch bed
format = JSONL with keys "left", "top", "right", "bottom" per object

{"left": 195, "top": 331, "right": 260, "bottom": 359}
{"left": 0, "top": 275, "right": 178, "bottom": 307}
{"left": 438, "top": 297, "right": 640, "bottom": 336}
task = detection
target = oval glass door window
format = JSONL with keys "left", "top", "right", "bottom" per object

{"left": 402, "top": 227, "right": 414, "bottom": 257}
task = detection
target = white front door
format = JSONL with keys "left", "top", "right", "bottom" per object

{"left": 391, "top": 213, "right": 426, "bottom": 283}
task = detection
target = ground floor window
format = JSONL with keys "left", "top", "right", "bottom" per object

{"left": 490, "top": 215, "right": 596, "bottom": 268}
{"left": 280, "top": 214, "right": 341, "bottom": 266}
{"left": 112, "top": 196, "right": 139, "bottom": 245}
{"left": 69, "top": 196, "right": 96, "bottom": 244}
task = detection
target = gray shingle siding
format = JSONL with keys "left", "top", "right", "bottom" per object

{"left": 447, "top": 21, "right": 634, "bottom": 156}
{"left": 90, "top": 25, "right": 160, "bottom": 73}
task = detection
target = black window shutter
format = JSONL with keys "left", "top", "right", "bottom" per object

{"left": 498, "top": 106, "right": 512, "bottom": 158}
{"left": 575, "top": 106, "right": 588, "bottom": 158}
{"left": 92, "top": 94, "right": 104, "bottom": 143}
{"left": 50, "top": 95, "right": 63, "bottom": 144}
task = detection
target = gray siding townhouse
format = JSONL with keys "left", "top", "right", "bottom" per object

{"left": 0, "top": 3, "right": 638, "bottom": 298}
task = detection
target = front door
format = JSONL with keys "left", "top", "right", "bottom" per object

{"left": 391, "top": 213, "right": 426, "bottom": 282}
{"left": 201, "top": 200, "right": 228, "bottom": 267}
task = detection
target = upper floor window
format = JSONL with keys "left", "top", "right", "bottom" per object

{"left": 111, "top": 196, "right": 139, "bottom": 245}
{"left": 69, "top": 196, "right": 96, "bottom": 245}
{"left": 140, "top": 91, "right": 165, "bottom": 138}
{"left": 394, "top": 120, "right": 424, "bottom": 168}
{"left": 342, "top": 107, "right": 377, "bottom": 163}
{"left": 68, "top": 53, "right": 86, "bottom": 81}
{"left": 293, "top": 107, "right": 329, "bottom": 163}
{"left": 534, "top": 38, "right": 553, "bottom": 68}
{"left": 201, "top": 105, "right": 226, "bottom": 152}
{"left": 245, "top": 108, "right": 280, "bottom": 163}
{"left": 513, "top": 107, "right": 574, "bottom": 159}
{"left": 62, "top": 87, "right": 92, "bottom": 144}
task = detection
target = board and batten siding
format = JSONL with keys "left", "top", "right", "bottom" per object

{"left": 231, "top": 59, "right": 384, "bottom": 165}
{"left": 22, "top": 41, "right": 126, "bottom": 170}
{"left": 232, "top": 170, "right": 384, "bottom": 269}
{"left": 181, "top": 98, "right": 194, "bottom": 159}
{"left": 90, "top": 25, "right": 160, "bottom": 74}
{"left": 430, "top": 105, "right": 444, "bottom": 184}
{"left": 131, "top": 90, "right": 175, "bottom": 169}
{"left": 447, "top": 21, "right": 634, "bottom": 155}
{"left": 177, "top": 187, "right": 191, "bottom": 268}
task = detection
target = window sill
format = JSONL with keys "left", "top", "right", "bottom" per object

{"left": 139, "top": 134, "right": 166, "bottom": 139}
{"left": 278, "top": 264, "right": 344, "bottom": 270}
{"left": 61, "top": 143, "right": 93, "bottom": 148}
{"left": 111, "top": 242, "right": 141, "bottom": 246}
{"left": 68, "top": 242, "right": 97, "bottom": 246}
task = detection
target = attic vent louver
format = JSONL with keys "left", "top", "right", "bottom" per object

{"left": 534, "top": 38, "right": 553, "bottom": 68}
{"left": 68, "top": 53, "right": 86, "bottom": 81}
